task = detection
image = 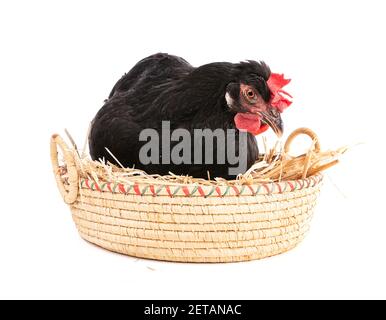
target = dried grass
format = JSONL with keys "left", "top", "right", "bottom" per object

{"left": 62, "top": 128, "right": 348, "bottom": 187}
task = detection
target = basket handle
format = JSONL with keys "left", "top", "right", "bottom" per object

{"left": 50, "top": 134, "right": 79, "bottom": 204}
{"left": 284, "top": 127, "right": 321, "bottom": 179}
{"left": 284, "top": 127, "right": 321, "bottom": 154}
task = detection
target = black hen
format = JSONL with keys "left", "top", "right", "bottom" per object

{"left": 89, "top": 53, "right": 284, "bottom": 179}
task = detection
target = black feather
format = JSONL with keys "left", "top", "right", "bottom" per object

{"left": 89, "top": 53, "right": 270, "bottom": 179}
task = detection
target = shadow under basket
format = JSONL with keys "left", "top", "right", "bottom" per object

{"left": 50, "top": 131, "right": 323, "bottom": 263}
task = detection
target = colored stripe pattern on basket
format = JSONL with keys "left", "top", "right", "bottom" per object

{"left": 78, "top": 174, "right": 323, "bottom": 198}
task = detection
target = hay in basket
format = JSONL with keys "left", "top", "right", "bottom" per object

{"left": 50, "top": 127, "right": 347, "bottom": 263}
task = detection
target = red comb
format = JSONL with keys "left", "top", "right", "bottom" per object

{"left": 267, "top": 73, "right": 292, "bottom": 113}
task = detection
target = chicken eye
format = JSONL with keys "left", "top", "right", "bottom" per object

{"left": 244, "top": 89, "right": 256, "bottom": 100}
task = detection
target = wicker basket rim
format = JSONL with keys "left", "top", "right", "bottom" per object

{"left": 78, "top": 173, "right": 323, "bottom": 197}
{"left": 51, "top": 127, "right": 324, "bottom": 204}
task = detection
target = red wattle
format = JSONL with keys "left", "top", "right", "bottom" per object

{"left": 234, "top": 113, "right": 269, "bottom": 136}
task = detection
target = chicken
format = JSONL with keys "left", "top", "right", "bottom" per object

{"left": 89, "top": 53, "right": 291, "bottom": 179}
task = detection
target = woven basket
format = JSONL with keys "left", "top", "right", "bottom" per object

{"left": 50, "top": 129, "right": 323, "bottom": 263}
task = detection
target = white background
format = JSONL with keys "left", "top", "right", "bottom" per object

{"left": 0, "top": 0, "right": 385, "bottom": 299}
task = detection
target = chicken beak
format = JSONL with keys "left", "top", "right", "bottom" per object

{"left": 260, "top": 107, "right": 283, "bottom": 137}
